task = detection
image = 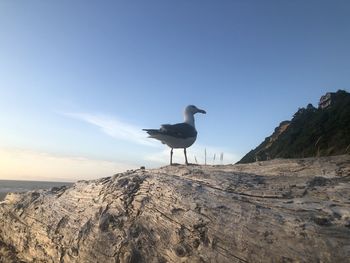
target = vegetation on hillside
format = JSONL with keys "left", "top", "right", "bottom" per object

{"left": 238, "top": 90, "right": 350, "bottom": 163}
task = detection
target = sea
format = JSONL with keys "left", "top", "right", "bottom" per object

{"left": 0, "top": 180, "right": 73, "bottom": 201}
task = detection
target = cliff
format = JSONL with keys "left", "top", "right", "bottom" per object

{"left": 1, "top": 155, "right": 350, "bottom": 263}
{"left": 238, "top": 90, "right": 350, "bottom": 164}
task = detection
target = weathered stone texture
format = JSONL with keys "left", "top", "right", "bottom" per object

{"left": 1, "top": 155, "right": 349, "bottom": 262}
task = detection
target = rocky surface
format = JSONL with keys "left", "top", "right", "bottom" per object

{"left": 1, "top": 155, "right": 350, "bottom": 263}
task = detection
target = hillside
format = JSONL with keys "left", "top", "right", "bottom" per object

{"left": 238, "top": 90, "right": 350, "bottom": 164}
{"left": 1, "top": 155, "right": 350, "bottom": 263}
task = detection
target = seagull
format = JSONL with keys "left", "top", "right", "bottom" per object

{"left": 143, "top": 105, "right": 206, "bottom": 165}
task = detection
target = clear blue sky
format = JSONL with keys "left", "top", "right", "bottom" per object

{"left": 0, "top": 1, "right": 349, "bottom": 181}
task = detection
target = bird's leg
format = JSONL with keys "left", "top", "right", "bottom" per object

{"left": 184, "top": 148, "right": 188, "bottom": 165}
{"left": 170, "top": 148, "right": 173, "bottom": 165}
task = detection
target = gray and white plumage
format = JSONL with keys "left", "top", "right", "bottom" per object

{"left": 143, "top": 105, "right": 206, "bottom": 165}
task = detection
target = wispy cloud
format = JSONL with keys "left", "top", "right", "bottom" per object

{"left": 61, "top": 112, "right": 241, "bottom": 166}
{"left": 63, "top": 112, "right": 159, "bottom": 147}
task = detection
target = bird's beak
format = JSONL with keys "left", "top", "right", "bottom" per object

{"left": 197, "top": 109, "right": 206, "bottom": 114}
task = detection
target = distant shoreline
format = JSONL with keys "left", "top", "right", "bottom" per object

{"left": 0, "top": 180, "right": 73, "bottom": 201}
{"left": 0, "top": 179, "right": 74, "bottom": 183}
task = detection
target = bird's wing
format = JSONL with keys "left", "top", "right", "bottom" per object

{"left": 160, "top": 123, "right": 197, "bottom": 139}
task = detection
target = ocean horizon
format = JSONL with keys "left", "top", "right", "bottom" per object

{"left": 0, "top": 179, "right": 73, "bottom": 201}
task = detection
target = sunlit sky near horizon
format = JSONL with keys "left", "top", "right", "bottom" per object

{"left": 1, "top": 1, "right": 349, "bottom": 181}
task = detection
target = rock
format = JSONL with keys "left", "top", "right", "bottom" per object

{"left": 1, "top": 155, "right": 350, "bottom": 263}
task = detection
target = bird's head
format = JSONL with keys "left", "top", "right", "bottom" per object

{"left": 185, "top": 105, "right": 206, "bottom": 115}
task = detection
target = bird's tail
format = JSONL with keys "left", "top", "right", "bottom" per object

{"left": 142, "top": 129, "right": 161, "bottom": 137}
